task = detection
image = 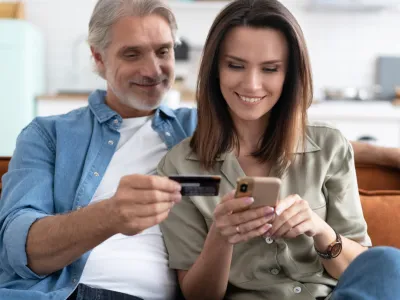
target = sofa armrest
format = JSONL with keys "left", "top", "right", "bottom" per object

{"left": 0, "top": 157, "right": 11, "bottom": 197}
{"left": 359, "top": 189, "right": 400, "bottom": 248}
{"left": 355, "top": 163, "right": 400, "bottom": 191}
{"left": 356, "top": 164, "right": 400, "bottom": 248}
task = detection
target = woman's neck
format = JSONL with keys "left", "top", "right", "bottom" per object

{"left": 234, "top": 115, "right": 269, "bottom": 157}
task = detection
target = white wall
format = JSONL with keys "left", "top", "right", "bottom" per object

{"left": 171, "top": 1, "right": 400, "bottom": 99}
{"left": 6, "top": 0, "right": 400, "bottom": 98}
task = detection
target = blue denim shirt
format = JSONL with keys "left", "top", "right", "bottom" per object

{"left": 0, "top": 90, "right": 197, "bottom": 300}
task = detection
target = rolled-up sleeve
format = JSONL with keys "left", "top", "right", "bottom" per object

{"left": 0, "top": 121, "right": 55, "bottom": 279}
{"left": 157, "top": 154, "right": 209, "bottom": 271}
{"left": 324, "top": 140, "right": 372, "bottom": 247}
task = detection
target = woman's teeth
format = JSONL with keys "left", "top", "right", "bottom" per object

{"left": 239, "top": 95, "right": 262, "bottom": 103}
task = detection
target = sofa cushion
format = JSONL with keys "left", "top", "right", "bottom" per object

{"left": 359, "top": 189, "right": 400, "bottom": 248}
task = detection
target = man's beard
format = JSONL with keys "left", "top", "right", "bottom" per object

{"left": 110, "top": 85, "right": 162, "bottom": 111}
{"left": 108, "top": 74, "right": 169, "bottom": 111}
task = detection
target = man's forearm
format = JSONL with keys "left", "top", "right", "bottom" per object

{"left": 26, "top": 200, "right": 117, "bottom": 275}
{"left": 181, "top": 224, "right": 233, "bottom": 300}
{"left": 351, "top": 141, "right": 400, "bottom": 169}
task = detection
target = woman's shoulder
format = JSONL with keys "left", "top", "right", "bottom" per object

{"left": 306, "top": 121, "right": 351, "bottom": 156}
{"left": 168, "top": 136, "right": 194, "bottom": 158}
{"left": 158, "top": 137, "right": 199, "bottom": 174}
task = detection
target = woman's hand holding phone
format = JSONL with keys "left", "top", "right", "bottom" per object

{"left": 266, "top": 194, "right": 326, "bottom": 239}
{"left": 212, "top": 190, "right": 275, "bottom": 244}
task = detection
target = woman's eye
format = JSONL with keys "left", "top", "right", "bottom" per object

{"left": 228, "top": 63, "right": 243, "bottom": 69}
{"left": 263, "top": 67, "right": 278, "bottom": 73}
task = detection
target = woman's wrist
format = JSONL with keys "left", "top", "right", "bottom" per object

{"left": 313, "top": 221, "right": 337, "bottom": 252}
{"left": 209, "top": 222, "right": 235, "bottom": 249}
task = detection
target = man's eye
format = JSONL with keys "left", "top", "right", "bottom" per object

{"left": 159, "top": 48, "right": 170, "bottom": 57}
{"left": 124, "top": 53, "right": 138, "bottom": 59}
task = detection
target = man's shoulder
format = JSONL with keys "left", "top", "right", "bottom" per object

{"left": 159, "top": 105, "right": 197, "bottom": 122}
{"left": 172, "top": 106, "right": 197, "bottom": 118}
{"left": 29, "top": 106, "right": 92, "bottom": 136}
{"left": 159, "top": 105, "right": 197, "bottom": 136}
{"left": 35, "top": 105, "right": 90, "bottom": 124}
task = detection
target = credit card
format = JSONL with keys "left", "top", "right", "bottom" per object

{"left": 169, "top": 175, "right": 221, "bottom": 196}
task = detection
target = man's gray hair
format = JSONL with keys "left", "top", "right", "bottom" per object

{"left": 88, "top": 0, "right": 178, "bottom": 53}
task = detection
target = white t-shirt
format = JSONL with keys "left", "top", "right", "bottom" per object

{"left": 79, "top": 116, "right": 176, "bottom": 300}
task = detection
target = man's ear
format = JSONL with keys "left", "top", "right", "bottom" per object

{"left": 91, "top": 46, "right": 106, "bottom": 77}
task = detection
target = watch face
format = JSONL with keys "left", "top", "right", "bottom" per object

{"left": 331, "top": 243, "right": 342, "bottom": 258}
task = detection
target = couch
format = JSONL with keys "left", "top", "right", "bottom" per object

{"left": 0, "top": 157, "right": 399, "bottom": 248}
{"left": 0, "top": 157, "right": 8, "bottom": 194}
{"left": 356, "top": 164, "right": 400, "bottom": 248}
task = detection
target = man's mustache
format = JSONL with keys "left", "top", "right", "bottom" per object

{"left": 129, "top": 75, "right": 169, "bottom": 86}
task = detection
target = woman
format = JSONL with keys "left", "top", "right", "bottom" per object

{"left": 158, "top": 0, "right": 400, "bottom": 299}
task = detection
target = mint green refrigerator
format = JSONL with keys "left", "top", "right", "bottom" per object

{"left": 0, "top": 20, "right": 45, "bottom": 157}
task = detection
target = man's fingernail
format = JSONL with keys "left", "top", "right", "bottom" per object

{"left": 245, "top": 197, "right": 254, "bottom": 204}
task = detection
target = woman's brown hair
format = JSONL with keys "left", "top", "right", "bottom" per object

{"left": 190, "top": 0, "right": 313, "bottom": 175}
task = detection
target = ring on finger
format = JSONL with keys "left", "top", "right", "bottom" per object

{"left": 236, "top": 226, "right": 241, "bottom": 233}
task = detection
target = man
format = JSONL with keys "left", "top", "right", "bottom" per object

{"left": 0, "top": 1, "right": 195, "bottom": 299}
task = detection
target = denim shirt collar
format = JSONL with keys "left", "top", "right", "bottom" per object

{"left": 88, "top": 89, "right": 176, "bottom": 125}
{"left": 88, "top": 90, "right": 120, "bottom": 124}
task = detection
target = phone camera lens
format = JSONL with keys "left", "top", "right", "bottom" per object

{"left": 240, "top": 184, "right": 248, "bottom": 193}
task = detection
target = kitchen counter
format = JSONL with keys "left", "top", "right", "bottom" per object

{"left": 307, "top": 100, "right": 400, "bottom": 147}
{"left": 36, "top": 94, "right": 88, "bottom": 117}
{"left": 35, "top": 94, "right": 400, "bottom": 147}
{"left": 309, "top": 100, "right": 400, "bottom": 121}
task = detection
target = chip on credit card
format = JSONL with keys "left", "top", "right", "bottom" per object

{"left": 169, "top": 175, "right": 221, "bottom": 196}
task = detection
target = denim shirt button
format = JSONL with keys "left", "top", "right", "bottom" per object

{"left": 108, "top": 140, "right": 114, "bottom": 145}
{"left": 94, "top": 172, "right": 100, "bottom": 177}
{"left": 165, "top": 132, "right": 171, "bottom": 137}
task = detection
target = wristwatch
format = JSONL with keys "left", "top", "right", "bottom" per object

{"left": 315, "top": 230, "right": 342, "bottom": 259}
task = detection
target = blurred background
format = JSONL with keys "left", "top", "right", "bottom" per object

{"left": 1, "top": 0, "right": 400, "bottom": 156}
